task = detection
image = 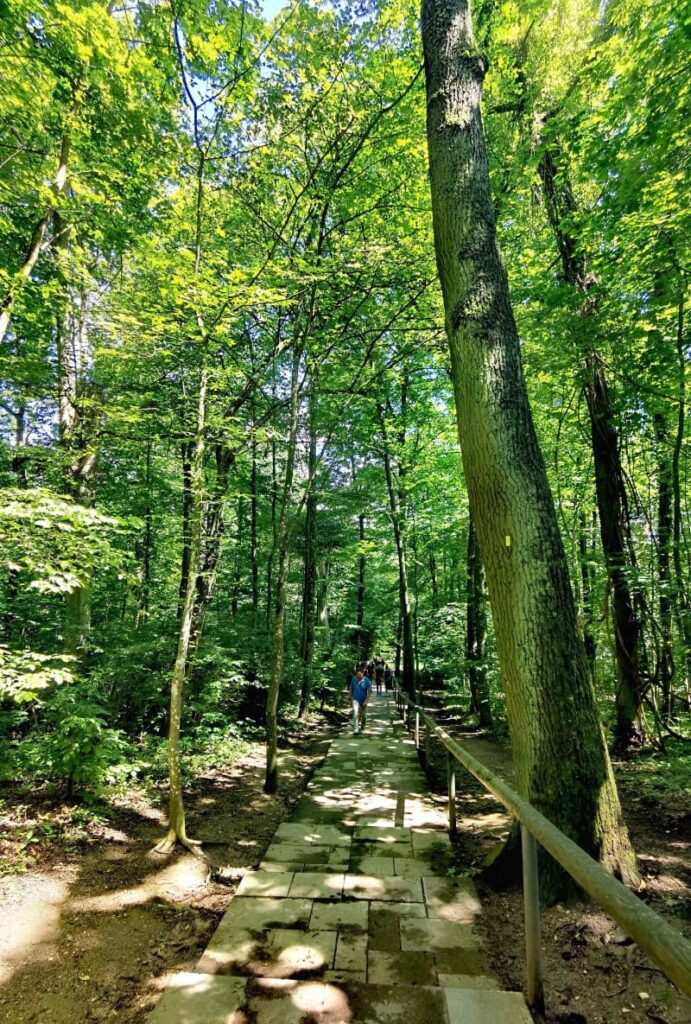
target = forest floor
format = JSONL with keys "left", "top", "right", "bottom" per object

{"left": 426, "top": 722, "right": 691, "bottom": 1024}
{"left": 0, "top": 708, "right": 342, "bottom": 1024}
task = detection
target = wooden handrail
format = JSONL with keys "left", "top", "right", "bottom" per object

{"left": 393, "top": 686, "right": 691, "bottom": 1000}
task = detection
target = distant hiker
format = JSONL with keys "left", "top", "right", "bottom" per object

{"left": 375, "top": 659, "right": 384, "bottom": 694}
{"left": 384, "top": 663, "right": 393, "bottom": 691}
{"left": 349, "top": 668, "right": 371, "bottom": 734}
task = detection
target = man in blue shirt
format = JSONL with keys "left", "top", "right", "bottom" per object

{"left": 349, "top": 668, "right": 372, "bottom": 734}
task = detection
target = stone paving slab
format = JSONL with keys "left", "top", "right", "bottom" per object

{"left": 288, "top": 871, "right": 346, "bottom": 899}
{"left": 147, "top": 697, "right": 531, "bottom": 1023}
{"left": 309, "top": 899, "right": 369, "bottom": 933}
{"left": 400, "top": 916, "right": 478, "bottom": 951}
{"left": 444, "top": 987, "right": 533, "bottom": 1023}
{"left": 235, "top": 870, "right": 294, "bottom": 898}
{"left": 147, "top": 973, "right": 247, "bottom": 1024}
{"left": 342, "top": 873, "right": 424, "bottom": 902}
{"left": 275, "top": 823, "right": 352, "bottom": 846}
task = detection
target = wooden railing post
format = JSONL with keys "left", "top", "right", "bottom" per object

{"left": 521, "top": 825, "right": 545, "bottom": 1017}
{"left": 447, "top": 752, "right": 457, "bottom": 834}
{"left": 414, "top": 710, "right": 420, "bottom": 749}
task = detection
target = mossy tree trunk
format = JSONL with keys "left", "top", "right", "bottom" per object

{"left": 421, "top": 0, "right": 639, "bottom": 898}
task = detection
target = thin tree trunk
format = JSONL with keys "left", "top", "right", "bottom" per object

{"left": 316, "top": 558, "right": 330, "bottom": 630}
{"left": 355, "top": 513, "right": 366, "bottom": 660}
{"left": 377, "top": 402, "right": 415, "bottom": 697}
{"left": 298, "top": 389, "right": 318, "bottom": 718}
{"left": 177, "top": 440, "right": 193, "bottom": 620}
{"left": 136, "top": 439, "right": 153, "bottom": 628}
{"left": 422, "top": 0, "right": 638, "bottom": 898}
{"left": 578, "top": 510, "right": 597, "bottom": 677}
{"left": 265, "top": 347, "right": 302, "bottom": 794}
{"left": 466, "top": 517, "right": 492, "bottom": 729}
{"left": 655, "top": 414, "right": 675, "bottom": 719}
{"left": 155, "top": 362, "right": 208, "bottom": 855}
{"left": 429, "top": 550, "right": 440, "bottom": 610}
{"left": 55, "top": 217, "right": 97, "bottom": 657}
{"left": 231, "top": 496, "right": 244, "bottom": 617}
{"left": 671, "top": 294, "right": 691, "bottom": 683}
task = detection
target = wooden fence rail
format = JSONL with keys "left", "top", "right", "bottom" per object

{"left": 393, "top": 686, "right": 691, "bottom": 1013}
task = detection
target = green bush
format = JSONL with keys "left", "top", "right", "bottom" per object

{"left": 9, "top": 686, "right": 132, "bottom": 799}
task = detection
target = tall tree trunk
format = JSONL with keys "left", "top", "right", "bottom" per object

{"left": 230, "top": 496, "right": 244, "bottom": 617}
{"left": 655, "top": 414, "right": 675, "bottom": 719}
{"left": 538, "top": 144, "right": 646, "bottom": 750}
{"left": 429, "top": 550, "right": 440, "bottom": 610}
{"left": 265, "top": 347, "right": 301, "bottom": 794}
{"left": 298, "top": 390, "right": 318, "bottom": 718}
{"left": 584, "top": 354, "right": 645, "bottom": 749}
{"left": 155, "top": 362, "right": 208, "bottom": 855}
{"left": 55, "top": 216, "right": 98, "bottom": 657}
{"left": 670, "top": 294, "right": 691, "bottom": 684}
{"left": 316, "top": 558, "right": 330, "bottom": 630}
{"left": 265, "top": 428, "right": 278, "bottom": 628}
{"left": 188, "top": 444, "right": 234, "bottom": 656}
{"left": 466, "top": 517, "right": 492, "bottom": 729}
{"left": 377, "top": 401, "right": 415, "bottom": 697}
{"left": 422, "top": 0, "right": 638, "bottom": 898}
{"left": 355, "top": 513, "right": 366, "bottom": 660}
{"left": 249, "top": 421, "right": 260, "bottom": 667}
{"left": 578, "top": 510, "right": 597, "bottom": 678}
{"left": 177, "top": 440, "right": 193, "bottom": 621}
{"left": 395, "top": 614, "right": 402, "bottom": 676}
{"left": 135, "top": 438, "right": 153, "bottom": 628}
{"left": 411, "top": 511, "right": 421, "bottom": 677}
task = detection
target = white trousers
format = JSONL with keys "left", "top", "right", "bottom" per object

{"left": 352, "top": 700, "right": 367, "bottom": 731}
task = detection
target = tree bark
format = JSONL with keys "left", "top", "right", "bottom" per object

{"left": 298, "top": 389, "right": 318, "bottom": 718}
{"left": 538, "top": 143, "right": 646, "bottom": 751}
{"left": 54, "top": 214, "right": 98, "bottom": 657}
{"left": 377, "top": 400, "right": 415, "bottom": 697}
{"left": 155, "top": 363, "right": 208, "bottom": 855}
{"left": 670, "top": 294, "right": 691, "bottom": 685}
{"left": 177, "top": 439, "right": 193, "bottom": 621}
{"left": 655, "top": 414, "right": 675, "bottom": 719}
{"left": 230, "top": 495, "right": 244, "bottom": 617}
{"left": 578, "top": 510, "right": 597, "bottom": 677}
{"left": 466, "top": 517, "right": 492, "bottom": 729}
{"left": 265, "top": 347, "right": 302, "bottom": 794}
{"left": 422, "top": 0, "right": 638, "bottom": 897}
{"left": 355, "top": 513, "right": 366, "bottom": 661}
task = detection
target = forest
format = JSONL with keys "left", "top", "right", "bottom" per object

{"left": 0, "top": 1, "right": 689, "bottom": 1022}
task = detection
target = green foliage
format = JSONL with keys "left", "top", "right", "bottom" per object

{"left": 5, "top": 685, "right": 131, "bottom": 798}
{"left": 0, "top": 0, "right": 688, "bottom": 823}
{"left": 0, "top": 488, "right": 135, "bottom": 594}
{"left": 0, "top": 645, "right": 76, "bottom": 701}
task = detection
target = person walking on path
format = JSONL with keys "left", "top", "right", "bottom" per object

{"left": 375, "top": 659, "right": 384, "bottom": 695}
{"left": 384, "top": 663, "right": 393, "bottom": 691}
{"left": 348, "top": 668, "right": 371, "bottom": 734}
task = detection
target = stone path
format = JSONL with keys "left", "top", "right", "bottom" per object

{"left": 148, "top": 697, "right": 531, "bottom": 1023}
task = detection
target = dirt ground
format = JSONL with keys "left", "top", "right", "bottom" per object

{"left": 429, "top": 729, "right": 691, "bottom": 1024}
{"left": 0, "top": 715, "right": 337, "bottom": 1024}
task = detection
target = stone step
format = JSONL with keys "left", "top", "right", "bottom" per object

{"left": 148, "top": 974, "right": 531, "bottom": 1024}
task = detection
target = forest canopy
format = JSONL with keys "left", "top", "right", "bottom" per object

{"left": 0, "top": 0, "right": 689, "bottom": 874}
